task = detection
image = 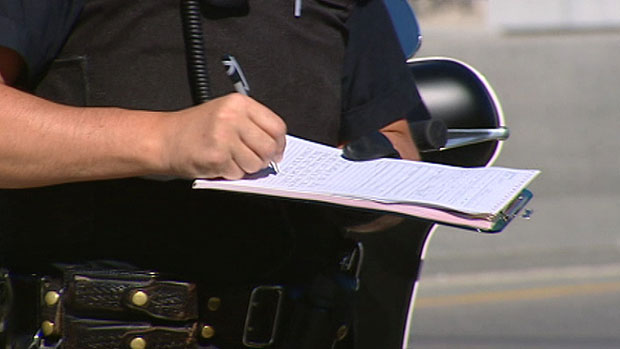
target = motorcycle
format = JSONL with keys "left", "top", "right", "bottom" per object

{"left": 379, "top": 1, "right": 511, "bottom": 347}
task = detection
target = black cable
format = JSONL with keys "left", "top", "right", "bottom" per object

{"left": 181, "top": 0, "right": 212, "bottom": 103}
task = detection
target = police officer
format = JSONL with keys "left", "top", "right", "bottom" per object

{"left": 0, "top": 0, "right": 429, "bottom": 348}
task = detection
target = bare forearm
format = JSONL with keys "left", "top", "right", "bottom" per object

{"left": 0, "top": 84, "right": 167, "bottom": 188}
{"left": 380, "top": 118, "right": 420, "bottom": 161}
{"left": 0, "top": 84, "right": 286, "bottom": 188}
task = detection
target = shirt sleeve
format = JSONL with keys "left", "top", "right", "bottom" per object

{"left": 340, "top": 0, "right": 430, "bottom": 142}
{"left": 0, "top": 0, "right": 85, "bottom": 80}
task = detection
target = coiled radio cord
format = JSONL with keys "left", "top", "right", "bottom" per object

{"left": 181, "top": 0, "right": 212, "bottom": 103}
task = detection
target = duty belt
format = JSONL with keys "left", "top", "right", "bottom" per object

{"left": 0, "top": 245, "right": 363, "bottom": 349}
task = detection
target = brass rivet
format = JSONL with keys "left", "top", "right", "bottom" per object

{"left": 207, "top": 297, "right": 221, "bottom": 311}
{"left": 44, "top": 291, "right": 60, "bottom": 306}
{"left": 336, "top": 324, "right": 349, "bottom": 341}
{"left": 41, "top": 321, "right": 55, "bottom": 336}
{"left": 131, "top": 290, "right": 149, "bottom": 307}
{"left": 201, "top": 325, "right": 215, "bottom": 339}
{"left": 129, "top": 337, "right": 146, "bottom": 349}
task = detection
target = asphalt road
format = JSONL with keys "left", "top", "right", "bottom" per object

{"left": 406, "top": 28, "right": 620, "bottom": 348}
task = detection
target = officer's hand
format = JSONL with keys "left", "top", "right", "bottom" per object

{"left": 161, "top": 93, "right": 286, "bottom": 179}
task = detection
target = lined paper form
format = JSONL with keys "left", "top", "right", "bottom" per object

{"left": 193, "top": 135, "right": 540, "bottom": 230}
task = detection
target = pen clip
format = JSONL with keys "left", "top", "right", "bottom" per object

{"left": 294, "top": 0, "right": 302, "bottom": 17}
{"left": 222, "top": 54, "right": 250, "bottom": 95}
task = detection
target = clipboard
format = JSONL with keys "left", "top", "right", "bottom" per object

{"left": 193, "top": 135, "right": 540, "bottom": 233}
{"left": 448, "top": 188, "right": 534, "bottom": 233}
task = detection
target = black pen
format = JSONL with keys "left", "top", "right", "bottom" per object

{"left": 222, "top": 54, "right": 280, "bottom": 174}
{"left": 222, "top": 54, "right": 250, "bottom": 95}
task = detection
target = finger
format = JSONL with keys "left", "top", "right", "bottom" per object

{"left": 188, "top": 149, "right": 243, "bottom": 180}
{"left": 219, "top": 164, "right": 246, "bottom": 180}
{"left": 243, "top": 99, "right": 287, "bottom": 153}
{"left": 231, "top": 141, "right": 269, "bottom": 175}
{"left": 213, "top": 151, "right": 247, "bottom": 180}
{"left": 238, "top": 123, "right": 282, "bottom": 164}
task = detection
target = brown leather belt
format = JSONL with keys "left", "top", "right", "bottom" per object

{"left": 1, "top": 260, "right": 357, "bottom": 349}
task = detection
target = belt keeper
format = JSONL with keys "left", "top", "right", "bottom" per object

{"left": 39, "top": 276, "right": 63, "bottom": 338}
{"left": 242, "top": 285, "right": 284, "bottom": 348}
{"left": 0, "top": 269, "right": 11, "bottom": 334}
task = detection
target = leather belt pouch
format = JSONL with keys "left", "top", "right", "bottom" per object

{"left": 59, "top": 268, "right": 198, "bottom": 321}
{"left": 62, "top": 317, "right": 198, "bottom": 349}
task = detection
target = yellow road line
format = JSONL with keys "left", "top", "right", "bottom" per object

{"left": 415, "top": 281, "right": 620, "bottom": 309}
